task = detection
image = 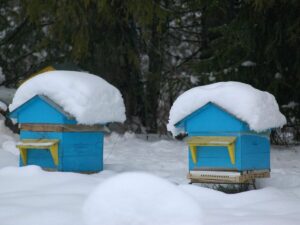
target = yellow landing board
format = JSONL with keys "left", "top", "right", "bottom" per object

{"left": 186, "top": 136, "right": 237, "bottom": 165}
{"left": 16, "top": 139, "right": 59, "bottom": 166}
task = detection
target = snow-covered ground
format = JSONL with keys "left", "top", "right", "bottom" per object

{"left": 1, "top": 119, "right": 300, "bottom": 225}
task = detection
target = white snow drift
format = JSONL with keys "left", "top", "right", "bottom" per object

{"left": 167, "top": 81, "right": 286, "bottom": 135}
{"left": 9, "top": 71, "right": 126, "bottom": 124}
{"left": 83, "top": 172, "right": 203, "bottom": 225}
{"left": 1, "top": 116, "right": 300, "bottom": 225}
{"left": 0, "top": 101, "right": 7, "bottom": 111}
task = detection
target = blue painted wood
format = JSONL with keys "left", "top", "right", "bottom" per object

{"left": 189, "top": 146, "right": 237, "bottom": 170}
{"left": 20, "top": 130, "right": 63, "bottom": 170}
{"left": 61, "top": 132, "right": 103, "bottom": 172}
{"left": 12, "top": 95, "right": 105, "bottom": 172}
{"left": 10, "top": 95, "right": 77, "bottom": 124}
{"left": 179, "top": 103, "right": 271, "bottom": 172}
{"left": 183, "top": 103, "right": 250, "bottom": 135}
{"left": 20, "top": 130, "right": 104, "bottom": 172}
{"left": 25, "top": 149, "right": 57, "bottom": 168}
{"left": 240, "top": 135, "right": 270, "bottom": 170}
{"left": 188, "top": 134, "right": 242, "bottom": 171}
{"left": 187, "top": 133, "right": 270, "bottom": 171}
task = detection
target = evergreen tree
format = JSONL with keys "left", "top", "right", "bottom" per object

{"left": 193, "top": 0, "right": 300, "bottom": 138}
{"left": 1, "top": 0, "right": 299, "bottom": 136}
{"left": 21, "top": 0, "right": 169, "bottom": 132}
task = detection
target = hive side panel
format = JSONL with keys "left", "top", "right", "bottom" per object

{"left": 235, "top": 135, "right": 242, "bottom": 171}
{"left": 61, "top": 132, "right": 104, "bottom": 172}
{"left": 240, "top": 135, "right": 270, "bottom": 170}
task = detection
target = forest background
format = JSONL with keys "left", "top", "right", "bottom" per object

{"left": 0, "top": 0, "right": 299, "bottom": 143}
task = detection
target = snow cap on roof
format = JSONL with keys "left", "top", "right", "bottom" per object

{"left": 167, "top": 81, "right": 286, "bottom": 136}
{"left": 9, "top": 71, "right": 126, "bottom": 124}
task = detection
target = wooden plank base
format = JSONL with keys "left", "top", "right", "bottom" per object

{"left": 188, "top": 170, "right": 270, "bottom": 184}
{"left": 20, "top": 123, "right": 109, "bottom": 132}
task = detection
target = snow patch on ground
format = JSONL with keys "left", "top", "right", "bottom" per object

{"left": 167, "top": 81, "right": 286, "bottom": 135}
{"left": 9, "top": 71, "right": 126, "bottom": 124}
{"left": 83, "top": 172, "right": 202, "bottom": 225}
{"left": 181, "top": 185, "right": 300, "bottom": 225}
{"left": 0, "top": 120, "right": 19, "bottom": 168}
{"left": 0, "top": 120, "right": 300, "bottom": 225}
{"left": 0, "top": 100, "right": 7, "bottom": 111}
{"left": 0, "top": 165, "right": 112, "bottom": 225}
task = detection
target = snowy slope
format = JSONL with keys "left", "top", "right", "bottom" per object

{"left": 167, "top": 82, "right": 286, "bottom": 135}
{"left": 0, "top": 101, "right": 7, "bottom": 111}
{"left": 0, "top": 120, "right": 300, "bottom": 225}
{"left": 9, "top": 71, "right": 126, "bottom": 124}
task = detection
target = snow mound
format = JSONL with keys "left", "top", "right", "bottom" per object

{"left": 0, "top": 101, "right": 7, "bottom": 111}
{"left": 83, "top": 172, "right": 203, "bottom": 225}
{"left": 9, "top": 71, "right": 126, "bottom": 124}
{"left": 167, "top": 81, "right": 286, "bottom": 135}
{"left": 0, "top": 120, "right": 19, "bottom": 155}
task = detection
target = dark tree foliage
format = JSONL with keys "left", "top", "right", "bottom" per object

{"left": 18, "top": 0, "right": 169, "bottom": 132}
{"left": 193, "top": 0, "right": 300, "bottom": 140}
{"left": 0, "top": 0, "right": 299, "bottom": 138}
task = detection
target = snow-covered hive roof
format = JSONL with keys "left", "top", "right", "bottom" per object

{"left": 167, "top": 81, "right": 286, "bottom": 136}
{"left": 9, "top": 71, "right": 126, "bottom": 124}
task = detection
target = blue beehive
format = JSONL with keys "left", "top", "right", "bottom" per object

{"left": 168, "top": 82, "right": 286, "bottom": 183}
{"left": 176, "top": 102, "right": 271, "bottom": 170}
{"left": 175, "top": 102, "right": 273, "bottom": 182}
{"left": 9, "top": 70, "right": 125, "bottom": 172}
{"left": 10, "top": 95, "right": 106, "bottom": 172}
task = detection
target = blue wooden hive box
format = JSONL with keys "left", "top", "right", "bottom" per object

{"left": 175, "top": 102, "right": 271, "bottom": 183}
{"left": 10, "top": 95, "right": 107, "bottom": 172}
